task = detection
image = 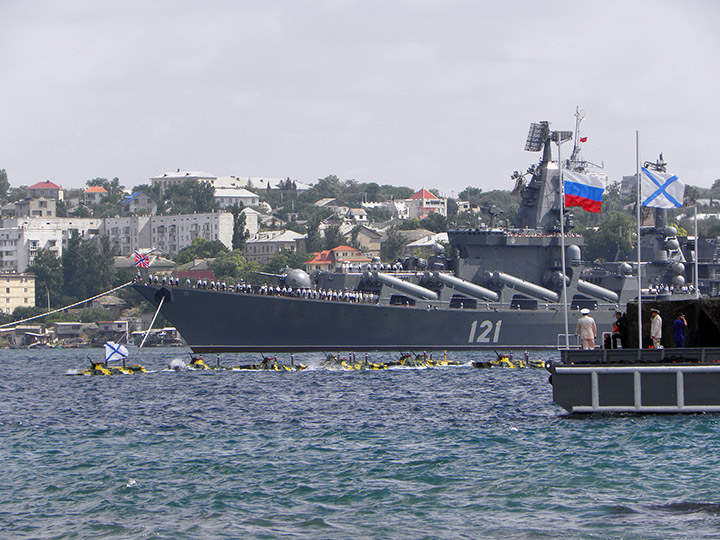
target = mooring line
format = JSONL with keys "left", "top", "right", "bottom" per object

{"left": 0, "top": 281, "right": 135, "bottom": 329}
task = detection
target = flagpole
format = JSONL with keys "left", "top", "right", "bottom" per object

{"left": 695, "top": 205, "right": 700, "bottom": 299}
{"left": 636, "top": 131, "right": 643, "bottom": 349}
{"left": 558, "top": 141, "right": 570, "bottom": 349}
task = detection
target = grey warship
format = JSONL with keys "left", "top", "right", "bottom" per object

{"left": 133, "top": 119, "right": 693, "bottom": 353}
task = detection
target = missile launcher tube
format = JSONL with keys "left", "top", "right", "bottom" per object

{"left": 434, "top": 272, "right": 500, "bottom": 302}
{"left": 375, "top": 272, "right": 439, "bottom": 300}
{"left": 494, "top": 271, "right": 560, "bottom": 302}
{"left": 576, "top": 279, "right": 619, "bottom": 302}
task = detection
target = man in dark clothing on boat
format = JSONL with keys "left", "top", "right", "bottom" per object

{"left": 673, "top": 313, "right": 687, "bottom": 348}
{"left": 612, "top": 311, "right": 628, "bottom": 349}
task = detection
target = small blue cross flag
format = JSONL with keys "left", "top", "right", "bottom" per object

{"left": 640, "top": 167, "right": 685, "bottom": 208}
{"left": 134, "top": 251, "right": 151, "bottom": 268}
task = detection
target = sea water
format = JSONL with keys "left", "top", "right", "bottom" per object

{"left": 2, "top": 347, "right": 720, "bottom": 539}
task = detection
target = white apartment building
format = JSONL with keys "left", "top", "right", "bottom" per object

{"left": 0, "top": 217, "right": 103, "bottom": 273}
{"left": 214, "top": 188, "right": 260, "bottom": 209}
{"left": 102, "top": 212, "right": 234, "bottom": 257}
{"left": 0, "top": 210, "right": 241, "bottom": 272}
{"left": 0, "top": 273, "right": 35, "bottom": 314}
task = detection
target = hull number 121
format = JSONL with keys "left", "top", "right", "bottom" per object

{"left": 468, "top": 320, "right": 502, "bottom": 343}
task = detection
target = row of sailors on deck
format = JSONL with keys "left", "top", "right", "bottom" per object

{"left": 256, "top": 285, "right": 379, "bottom": 303}
{"left": 646, "top": 284, "right": 695, "bottom": 295}
{"left": 137, "top": 273, "right": 379, "bottom": 303}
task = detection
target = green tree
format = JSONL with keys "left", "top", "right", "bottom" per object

{"left": 306, "top": 215, "right": 323, "bottom": 252}
{"left": 380, "top": 227, "right": 408, "bottom": 261}
{"left": 366, "top": 206, "right": 392, "bottom": 223}
{"left": 71, "top": 205, "right": 92, "bottom": 218}
{"left": 313, "top": 175, "right": 343, "bottom": 198}
{"left": 349, "top": 225, "right": 361, "bottom": 250}
{"left": 11, "top": 306, "right": 47, "bottom": 322}
{"left": 458, "top": 186, "right": 483, "bottom": 203}
{"left": 323, "top": 224, "right": 343, "bottom": 250}
{"left": 8, "top": 185, "right": 28, "bottom": 202}
{"left": 62, "top": 231, "right": 81, "bottom": 299}
{"left": 164, "top": 179, "right": 218, "bottom": 214}
{"left": 56, "top": 199, "right": 68, "bottom": 217}
{"left": 0, "top": 169, "right": 10, "bottom": 204}
{"left": 262, "top": 251, "right": 311, "bottom": 274}
{"left": 230, "top": 205, "right": 250, "bottom": 250}
{"left": 174, "top": 238, "right": 229, "bottom": 265}
{"left": 420, "top": 212, "right": 448, "bottom": 233}
{"left": 26, "top": 249, "right": 63, "bottom": 308}
{"left": 62, "top": 233, "right": 116, "bottom": 301}
{"left": 397, "top": 218, "right": 421, "bottom": 230}
{"left": 580, "top": 212, "right": 634, "bottom": 262}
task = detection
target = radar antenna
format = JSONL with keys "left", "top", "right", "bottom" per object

{"left": 524, "top": 122, "right": 549, "bottom": 151}
{"left": 643, "top": 153, "right": 667, "bottom": 172}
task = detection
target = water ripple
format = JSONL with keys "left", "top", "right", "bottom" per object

{"left": 2, "top": 348, "right": 720, "bottom": 539}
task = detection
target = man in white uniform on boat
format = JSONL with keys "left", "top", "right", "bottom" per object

{"left": 575, "top": 308, "right": 597, "bottom": 350}
{"left": 650, "top": 308, "right": 663, "bottom": 348}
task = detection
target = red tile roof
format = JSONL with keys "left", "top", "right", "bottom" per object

{"left": 29, "top": 181, "right": 62, "bottom": 190}
{"left": 305, "top": 250, "right": 333, "bottom": 265}
{"left": 409, "top": 188, "right": 438, "bottom": 200}
{"left": 85, "top": 186, "right": 108, "bottom": 193}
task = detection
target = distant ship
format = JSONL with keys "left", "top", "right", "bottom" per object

{"left": 133, "top": 113, "right": 696, "bottom": 353}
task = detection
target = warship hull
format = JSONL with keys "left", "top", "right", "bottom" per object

{"left": 133, "top": 283, "right": 617, "bottom": 352}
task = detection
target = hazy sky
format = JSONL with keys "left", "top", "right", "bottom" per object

{"left": 2, "top": 0, "right": 719, "bottom": 195}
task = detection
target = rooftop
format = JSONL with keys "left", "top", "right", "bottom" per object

{"left": 408, "top": 188, "right": 438, "bottom": 200}
{"left": 29, "top": 181, "right": 62, "bottom": 190}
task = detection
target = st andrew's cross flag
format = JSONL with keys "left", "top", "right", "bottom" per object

{"left": 134, "top": 251, "right": 150, "bottom": 268}
{"left": 640, "top": 167, "right": 685, "bottom": 208}
{"left": 563, "top": 170, "right": 605, "bottom": 213}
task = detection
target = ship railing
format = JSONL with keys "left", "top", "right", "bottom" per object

{"left": 556, "top": 334, "right": 581, "bottom": 350}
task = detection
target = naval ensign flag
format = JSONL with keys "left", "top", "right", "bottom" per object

{"left": 640, "top": 167, "right": 685, "bottom": 208}
{"left": 563, "top": 170, "right": 605, "bottom": 213}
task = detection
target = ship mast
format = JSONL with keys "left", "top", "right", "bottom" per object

{"left": 568, "top": 107, "right": 584, "bottom": 166}
{"left": 567, "top": 106, "right": 602, "bottom": 173}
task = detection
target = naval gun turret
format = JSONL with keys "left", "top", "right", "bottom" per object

{"left": 255, "top": 267, "right": 312, "bottom": 289}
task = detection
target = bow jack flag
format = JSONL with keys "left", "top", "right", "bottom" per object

{"left": 134, "top": 251, "right": 150, "bottom": 268}
{"left": 563, "top": 170, "right": 605, "bottom": 213}
{"left": 640, "top": 167, "right": 685, "bottom": 208}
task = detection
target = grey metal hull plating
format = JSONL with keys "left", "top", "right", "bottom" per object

{"left": 134, "top": 284, "right": 616, "bottom": 352}
{"left": 548, "top": 349, "right": 720, "bottom": 413}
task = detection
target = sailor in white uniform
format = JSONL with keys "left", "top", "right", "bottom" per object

{"left": 575, "top": 308, "right": 597, "bottom": 350}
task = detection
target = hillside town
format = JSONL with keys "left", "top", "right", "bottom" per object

{"left": 1, "top": 165, "right": 720, "bottom": 349}
{"left": 0, "top": 168, "right": 460, "bottom": 347}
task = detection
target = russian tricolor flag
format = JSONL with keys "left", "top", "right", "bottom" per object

{"left": 563, "top": 170, "right": 604, "bottom": 213}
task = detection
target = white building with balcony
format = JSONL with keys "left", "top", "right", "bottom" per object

{"left": 405, "top": 189, "right": 447, "bottom": 219}
{"left": 102, "top": 212, "right": 234, "bottom": 257}
{"left": 0, "top": 217, "right": 103, "bottom": 273}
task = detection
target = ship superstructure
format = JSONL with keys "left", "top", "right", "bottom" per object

{"left": 133, "top": 115, "right": 696, "bottom": 352}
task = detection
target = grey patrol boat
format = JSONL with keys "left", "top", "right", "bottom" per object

{"left": 133, "top": 118, "right": 691, "bottom": 353}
